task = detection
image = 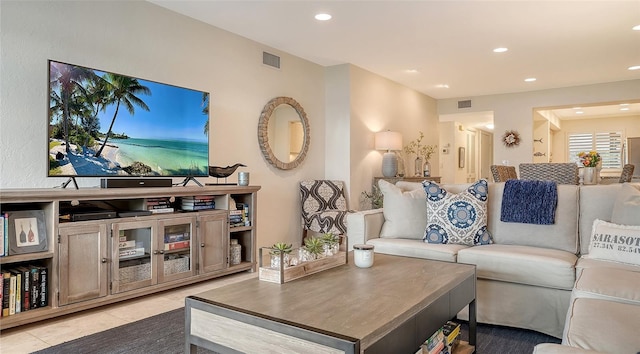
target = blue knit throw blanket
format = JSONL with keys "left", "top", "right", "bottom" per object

{"left": 500, "top": 180, "right": 558, "bottom": 225}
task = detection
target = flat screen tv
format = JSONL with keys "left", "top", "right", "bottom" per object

{"left": 48, "top": 60, "right": 209, "bottom": 180}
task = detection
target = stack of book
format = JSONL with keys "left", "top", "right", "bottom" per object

{"left": 230, "top": 203, "right": 250, "bottom": 228}
{"left": 180, "top": 196, "right": 215, "bottom": 211}
{"left": 1, "top": 264, "right": 48, "bottom": 317}
{"left": 419, "top": 320, "right": 461, "bottom": 354}
{"left": 118, "top": 235, "right": 144, "bottom": 259}
{"left": 146, "top": 198, "right": 174, "bottom": 214}
{"left": 164, "top": 231, "right": 190, "bottom": 251}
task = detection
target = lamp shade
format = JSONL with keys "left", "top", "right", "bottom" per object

{"left": 375, "top": 131, "right": 403, "bottom": 151}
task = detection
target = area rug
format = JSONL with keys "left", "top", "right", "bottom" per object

{"left": 32, "top": 308, "right": 560, "bottom": 354}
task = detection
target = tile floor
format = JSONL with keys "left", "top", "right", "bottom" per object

{"left": 0, "top": 272, "right": 256, "bottom": 353}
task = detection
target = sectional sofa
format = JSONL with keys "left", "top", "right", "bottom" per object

{"left": 346, "top": 180, "right": 640, "bottom": 353}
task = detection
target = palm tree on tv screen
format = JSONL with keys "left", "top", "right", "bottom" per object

{"left": 94, "top": 73, "right": 151, "bottom": 158}
{"left": 50, "top": 62, "right": 97, "bottom": 153}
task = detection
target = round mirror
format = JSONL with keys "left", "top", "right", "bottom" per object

{"left": 258, "top": 97, "right": 310, "bottom": 170}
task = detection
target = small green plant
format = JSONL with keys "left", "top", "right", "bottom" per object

{"left": 321, "top": 233, "right": 339, "bottom": 246}
{"left": 303, "top": 237, "right": 324, "bottom": 256}
{"left": 270, "top": 242, "right": 293, "bottom": 255}
{"left": 361, "top": 184, "right": 383, "bottom": 209}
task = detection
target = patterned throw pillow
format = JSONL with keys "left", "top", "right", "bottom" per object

{"left": 422, "top": 179, "right": 493, "bottom": 246}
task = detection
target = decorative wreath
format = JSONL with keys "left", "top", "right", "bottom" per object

{"left": 502, "top": 130, "right": 521, "bottom": 147}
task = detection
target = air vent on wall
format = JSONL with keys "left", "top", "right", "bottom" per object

{"left": 263, "top": 52, "right": 280, "bottom": 69}
{"left": 458, "top": 100, "right": 472, "bottom": 109}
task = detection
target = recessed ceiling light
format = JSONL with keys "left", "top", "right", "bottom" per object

{"left": 628, "top": 65, "right": 640, "bottom": 70}
{"left": 405, "top": 69, "right": 419, "bottom": 73}
{"left": 486, "top": 124, "right": 495, "bottom": 129}
{"left": 524, "top": 78, "right": 536, "bottom": 82}
{"left": 575, "top": 111, "right": 584, "bottom": 114}
{"left": 436, "top": 84, "right": 450, "bottom": 88}
{"left": 314, "top": 13, "right": 332, "bottom": 21}
{"left": 633, "top": 25, "right": 640, "bottom": 31}
{"left": 493, "top": 47, "right": 508, "bottom": 53}
{"left": 620, "top": 107, "right": 630, "bottom": 111}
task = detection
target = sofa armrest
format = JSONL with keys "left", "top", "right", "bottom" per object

{"left": 346, "top": 209, "right": 385, "bottom": 250}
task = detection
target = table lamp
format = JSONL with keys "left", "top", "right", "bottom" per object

{"left": 375, "top": 130, "right": 403, "bottom": 177}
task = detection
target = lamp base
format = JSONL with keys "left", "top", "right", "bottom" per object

{"left": 382, "top": 152, "right": 398, "bottom": 177}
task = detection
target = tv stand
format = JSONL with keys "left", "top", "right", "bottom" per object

{"left": 59, "top": 177, "right": 79, "bottom": 189}
{"left": 0, "top": 185, "right": 260, "bottom": 330}
{"left": 178, "top": 176, "right": 203, "bottom": 187}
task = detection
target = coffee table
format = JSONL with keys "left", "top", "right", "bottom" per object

{"left": 185, "top": 253, "right": 476, "bottom": 354}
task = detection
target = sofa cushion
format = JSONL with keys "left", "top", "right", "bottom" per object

{"left": 587, "top": 219, "right": 640, "bottom": 266}
{"left": 422, "top": 179, "right": 492, "bottom": 246}
{"left": 378, "top": 179, "right": 426, "bottom": 239}
{"left": 611, "top": 182, "right": 640, "bottom": 226}
{"left": 489, "top": 183, "right": 579, "bottom": 254}
{"left": 367, "top": 238, "right": 467, "bottom": 263}
{"left": 575, "top": 257, "right": 640, "bottom": 274}
{"left": 457, "top": 244, "right": 577, "bottom": 289}
{"left": 563, "top": 298, "right": 640, "bottom": 353}
{"left": 578, "top": 184, "right": 625, "bottom": 255}
{"left": 573, "top": 267, "right": 640, "bottom": 305}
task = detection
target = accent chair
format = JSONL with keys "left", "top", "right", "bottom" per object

{"left": 619, "top": 164, "right": 635, "bottom": 183}
{"left": 519, "top": 163, "right": 579, "bottom": 185}
{"left": 300, "top": 180, "right": 351, "bottom": 241}
{"left": 490, "top": 165, "right": 518, "bottom": 182}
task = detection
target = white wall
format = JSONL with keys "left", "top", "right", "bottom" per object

{"left": 0, "top": 1, "right": 326, "bottom": 249}
{"left": 326, "top": 65, "right": 439, "bottom": 207}
{"left": 438, "top": 80, "right": 640, "bottom": 169}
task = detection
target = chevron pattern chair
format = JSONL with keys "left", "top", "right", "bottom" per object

{"left": 490, "top": 165, "right": 518, "bottom": 182}
{"left": 300, "top": 180, "right": 351, "bottom": 241}
{"left": 620, "top": 164, "right": 635, "bottom": 183}
{"left": 519, "top": 163, "right": 579, "bottom": 185}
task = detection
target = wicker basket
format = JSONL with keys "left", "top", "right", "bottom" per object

{"left": 164, "top": 256, "right": 190, "bottom": 275}
{"left": 119, "top": 262, "right": 151, "bottom": 284}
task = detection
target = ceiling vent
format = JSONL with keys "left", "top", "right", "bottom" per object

{"left": 458, "top": 100, "right": 472, "bottom": 109}
{"left": 263, "top": 52, "right": 280, "bottom": 69}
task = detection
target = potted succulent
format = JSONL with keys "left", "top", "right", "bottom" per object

{"left": 321, "top": 233, "right": 340, "bottom": 256}
{"left": 270, "top": 242, "right": 293, "bottom": 268}
{"left": 301, "top": 237, "right": 324, "bottom": 261}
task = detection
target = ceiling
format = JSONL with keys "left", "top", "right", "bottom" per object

{"left": 149, "top": 0, "right": 640, "bottom": 122}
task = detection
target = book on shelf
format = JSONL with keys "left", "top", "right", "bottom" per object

{"left": 148, "top": 207, "right": 175, "bottom": 214}
{"left": 30, "top": 266, "right": 40, "bottom": 310}
{"left": 2, "top": 212, "right": 8, "bottom": 257}
{"left": 0, "top": 215, "right": 4, "bottom": 257}
{"left": 118, "top": 240, "right": 136, "bottom": 249}
{"left": 164, "top": 232, "right": 189, "bottom": 243}
{"left": 119, "top": 248, "right": 145, "bottom": 257}
{"left": 37, "top": 265, "right": 48, "bottom": 308}
{"left": 8, "top": 272, "right": 16, "bottom": 316}
{"left": 2, "top": 271, "right": 10, "bottom": 317}
{"left": 181, "top": 204, "right": 214, "bottom": 211}
{"left": 16, "top": 266, "right": 30, "bottom": 312}
{"left": 164, "top": 240, "right": 190, "bottom": 251}
{"left": 181, "top": 195, "right": 215, "bottom": 202}
{"left": 12, "top": 270, "right": 21, "bottom": 314}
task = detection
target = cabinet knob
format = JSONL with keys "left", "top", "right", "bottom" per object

{"left": 201, "top": 243, "right": 205, "bottom": 247}
{"left": 101, "top": 258, "right": 107, "bottom": 263}
{"left": 159, "top": 250, "right": 164, "bottom": 254}
{"left": 153, "top": 250, "right": 159, "bottom": 255}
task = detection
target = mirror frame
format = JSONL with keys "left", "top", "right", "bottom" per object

{"left": 258, "top": 96, "right": 310, "bottom": 170}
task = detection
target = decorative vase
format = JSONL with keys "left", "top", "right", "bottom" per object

{"left": 423, "top": 161, "right": 431, "bottom": 177}
{"left": 414, "top": 156, "right": 423, "bottom": 177}
{"left": 583, "top": 167, "right": 597, "bottom": 185}
{"left": 397, "top": 153, "right": 405, "bottom": 177}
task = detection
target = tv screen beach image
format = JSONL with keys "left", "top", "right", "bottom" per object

{"left": 48, "top": 60, "right": 209, "bottom": 177}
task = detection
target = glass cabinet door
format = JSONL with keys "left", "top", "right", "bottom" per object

{"left": 111, "top": 220, "right": 156, "bottom": 294}
{"left": 158, "top": 216, "right": 196, "bottom": 283}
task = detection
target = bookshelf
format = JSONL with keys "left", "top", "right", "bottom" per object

{"left": 0, "top": 185, "right": 259, "bottom": 330}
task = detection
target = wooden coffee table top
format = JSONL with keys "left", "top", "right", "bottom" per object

{"left": 191, "top": 253, "right": 475, "bottom": 349}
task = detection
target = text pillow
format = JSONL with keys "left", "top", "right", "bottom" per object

{"left": 378, "top": 180, "right": 427, "bottom": 239}
{"left": 611, "top": 183, "right": 640, "bottom": 226}
{"left": 588, "top": 219, "right": 640, "bottom": 266}
{"left": 422, "top": 179, "right": 492, "bottom": 246}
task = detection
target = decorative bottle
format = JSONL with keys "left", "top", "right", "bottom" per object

{"left": 414, "top": 156, "right": 423, "bottom": 177}
{"left": 423, "top": 161, "right": 431, "bottom": 177}
{"left": 229, "top": 239, "right": 242, "bottom": 266}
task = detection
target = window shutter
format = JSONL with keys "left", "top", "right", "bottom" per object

{"left": 568, "top": 131, "right": 623, "bottom": 169}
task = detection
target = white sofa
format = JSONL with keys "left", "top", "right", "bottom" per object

{"left": 347, "top": 181, "right": 640, "bottom": 348}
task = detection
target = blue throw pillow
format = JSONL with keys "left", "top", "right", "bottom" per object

{"left": 422, "top": 179, "right": 493, "bottom": 246}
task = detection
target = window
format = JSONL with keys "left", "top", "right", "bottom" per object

{"left": 568, "top": 131, "right": 623, "bottom": 169}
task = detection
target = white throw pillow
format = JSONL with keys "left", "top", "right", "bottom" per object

{"left": 378, "top": 179, "right": 427, "bottom": 239}
{"left": 422, "top": 179, "right": 493, "bottom": 246}
{"left": 611, "top": 183, "right": 640, "bottom": 226}
{"left": 588, "top": 219, "right": 640, "bottom": 266}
